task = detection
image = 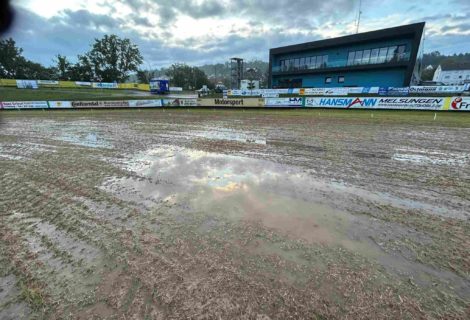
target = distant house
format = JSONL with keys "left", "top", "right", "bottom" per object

{"left": 433, "top": 62, "right": 470, "bottom": 85}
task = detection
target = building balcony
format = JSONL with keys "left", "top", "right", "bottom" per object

{"left": 272, "top": 52, "right": 411, "bottom": 74}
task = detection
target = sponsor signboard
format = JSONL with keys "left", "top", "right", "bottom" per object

{"left": 449, "top": 97, "right": 470, "bottom": 111}
{"left": 75, "top": 81, "right": 92, "bottom": 86}
{"left": 179, "top": 99, "right": 198, "bottom": 107}
{"left": 161, "top": 99, "right": 181, "bottom": 107}
{"left": 198, "top": 98, "right": 263, "bottom": 107}
{"left": 71, "top": 101, "right": 129, "bottom": 108}
{"left": 302, "top": 88, "right": 348, "bottom": 96}
{"left": 1, "top": 101, "right": 48, "bottom": 109}
{"left": 128, "top": 100, "right": 163, "bottom": 108}
{"left": 92, "top": 82, "right": 119, "bottom": 89}
{"left": 304, "top": 96, "right": 447, "bottom": 110}
{"left": 304, "top": 98, "right": 321, "bottom": 107}
{"left": 303, "top": 88, "right": 326, "bottom": 95}
{"left": 387, "top": 87, "right": 410, "bottom": 96}
{"left": 409, "top": 86, "right": 465, "bottom": 93}
{"left": 38, "top": 80, "right": 59, "bottom": 86}
{"left": 234, "top": 90, "right": 262, "bottom": 96}
{"left": 368, "top": 87, "right": 380, "bottom": 94}
{"left": 378, "top": 87, "right": 389, "bottom": 96}
{"left": 265, "top": 97, "right": 303, "bottom": 107}
{"left": 48, "top": 101, "right": 72, "bottom": 108}
{"left": 324, "top": 88, "right": 348, "bottom": 96}
{"left": 262, "top": 92, "right": 279, "bottom": 98}
{"left": 16, "top": 80, "right": 38, "bottom": 89}
{"left": 347, "top": 87, "right": 364, "bottom": 94}
{"left": 169, "top": 87, "right": 183, "bottom": 92}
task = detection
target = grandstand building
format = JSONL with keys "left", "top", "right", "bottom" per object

{"left": 268, "top": 22, "right": 425, "bottom": 88}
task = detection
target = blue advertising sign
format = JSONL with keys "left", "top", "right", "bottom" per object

{"left": 387, "top": 87, "right": 410, "bottom": 96}
{"left": 378, "top": 87, "right": 389, "bottom": 96}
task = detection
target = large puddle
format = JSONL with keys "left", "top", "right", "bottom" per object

{"left": 104, "top": 146, "right": 359, "bottom": 245}
{"left": 102, "top": 145, "right": 470, "bottom": 296}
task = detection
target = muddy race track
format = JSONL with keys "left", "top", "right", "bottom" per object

{"left": 0, "top": 109, "right": 469, "bottom": 319}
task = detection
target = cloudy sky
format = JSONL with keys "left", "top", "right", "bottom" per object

{"left": 3, "top": 0, "right": 470, "bottom": 67}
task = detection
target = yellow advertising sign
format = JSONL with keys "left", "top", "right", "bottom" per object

{"left": 197, "top": 98, "right": 264, "bottom": 107}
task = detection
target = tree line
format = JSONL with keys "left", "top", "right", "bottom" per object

{"left": 4, "top": 35, "right": 466, "bottom": 86}
{"left": 0, "top": 35, "right": 211, "bottom": 89}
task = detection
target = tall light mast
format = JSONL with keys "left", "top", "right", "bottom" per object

{"left": 356, "top": 0, "right": 362, "bottom": 34}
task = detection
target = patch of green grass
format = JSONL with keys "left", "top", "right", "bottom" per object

{"left": 20, "top": 282, "right": 45, "bottom": 310}
{"left": 0, "top": 87, "right": 158, "bottom": 101}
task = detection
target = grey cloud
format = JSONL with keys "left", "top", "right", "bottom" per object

{"left": 131, "top": 15, "right": 154, "bottom": 27}
{"left": 51, "top": 9, "right": 122, "bottom": 29}
{"left": 441, "top": 23, "right": 470, "bottom": 33}
{"left": 5, "top": 1, "right": 470, "bottom": 69}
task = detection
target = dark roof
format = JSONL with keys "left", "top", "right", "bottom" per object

{"left": 270, "top": 22, "right": 425, "bottom": 55}
{"left": 441, "top": 62, "right": 470, "bottom": 71}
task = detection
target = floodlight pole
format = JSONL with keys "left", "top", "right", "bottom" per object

{"left": 356, "top": 0, "right": 362, "bottom": 34}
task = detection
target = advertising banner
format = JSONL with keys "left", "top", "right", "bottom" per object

{"left": 48, "top": 101, "right": 72, "bottom": 108}
{"left": 409, "top": 86, "right": 465, "bottom": 93}
{"left": 92, "top": 82, "right": 119, "bottom": 89}
{"left": 198, "top": 98, "right": 263, "bottom": 107}
{"left": 262, "top": 92, "right": 280, "bottom": 98}
{"left": 16, "top": 80, "right": 38, "bottom": 89}
{"left": 378, "top": 87, "right": 389, "bottom": 96}
{"left": 288, "top": 88, "right": 300, "bottom": 94}
{"left": 71, "top": 101, "right": 129, "bottom": 108}
{"left": 304, "top": 98, "right": 322, "bottom": 107}
{"left": 387, "top": 87, "right": 410, "bottom": 96}
{"left": 304, "top": 96, "right": 448, "bottom": 110}
{"left": 169, "top": 87, "right": 183, "bottom": 92}
{"left": 38, "top": 80, "right": 59, "bottom": 86}
{"left": 265, "top": 97, "right": 303, "bottom": 107}
{"left": 234, "top": 90, "right": 262, "bottom": 96}
{"left": 303, "top": 88, "right": 348, "bottom": 96}
{"left": 368, "top": 87, "right": 380, "bottom": 94}
{"left": 75, "top": 81, "right": 92, "bottom": 86}
{"left": 179, "top": 99, "right": 198, "bottom": 107}
{"left": 347, "top": 87, "right": 364, "bottom": 94}
{"left": 324, "top": 88, "right": 349, "bottom": 96}
{"left": 1, "top": 101, "right": 48, "bottom": 109}
{"left": 128, "top": 100, "right": 163, "bottom": 108}
{"left": 161, "top": 99, "right": 181, "bottom": 107}
{"left": 303, "top": 88, "right": 326, "bottom": 95}
{"left": 449, "top": 97, "right": 470, "bottom": 111}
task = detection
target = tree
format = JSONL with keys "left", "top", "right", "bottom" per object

{"left": 421, "top": 67, "right": 435, "bottom": 81}
{"left": 84, "top": 34, "right": 143, "bottom": 82}
{"left": 137, "top": 69, "right": 157, "bottom": 84}
{"left": 166, "top": 64, "right": 210, "bottom": 90}
{"left": 0, "top": 38, "right": 54, "bottom": 79}
{"left": 0, "top": 38, "right": 25, "bottom": 78}
{"left": 55, "top": 54, "right": 71, "bottom": 80}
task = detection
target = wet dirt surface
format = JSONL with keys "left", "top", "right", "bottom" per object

{"left": 0, "top": 109, "right": 469, "bottom": 319}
